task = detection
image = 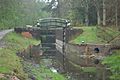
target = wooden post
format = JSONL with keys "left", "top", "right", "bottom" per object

{"left": 85, "top": 45, "right": 89, "bottom": 65}
{"left": 102, "top": 67, "right": 106, "bottom": 80}
{"left": 62, "top": 27, "right": 66, "bottom": 71}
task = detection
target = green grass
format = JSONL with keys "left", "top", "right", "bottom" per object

{"left": 102, "top": 50, "right": 120, "bottom": 80}
{"left": 0, "top": 67, "right": 10, "bottom": 73}
{"left": 71, "top": 27, "right": 107, "bottom": 44}
{"left": 71, "top": 27, "right": 120, "bottom": 44}
{"left": 33, "top": 66, "right": 66, "bottom": 80}
{"left": 81, "top": 67, "right": 96, "bottom": 73}
{"left": 0, "top": 32, "right": 66, "bottom": 80}
{"left": 97, "top": 27, "right": 120, "bottom": 42}
{"left": 69, "top": 60, "right": 96, "bottom": 73}
{"left": 0, "top": 32, "right": 40, "bottom": 79}
{"left": 104, "top": 27, "right": 120, "bottom": 36}
{"left": 4, "top": 32, "right": 40, "bottom": 50}
{"left": 23, "top": 60, "right": 66, "bottom": 80}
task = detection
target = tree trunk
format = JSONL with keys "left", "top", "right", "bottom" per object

{"left": 103, "top": 0, "right": 106, "bottom": 26}
{"left": 97, "top": 10, "right": 101, "bottom": 25}
{"left": 57, "top": 0, "right": 61, "bottom": 17}
{"left": 85, "top": 3, "right": 89, "bottom": 26}
{"left": 115, "top": 0, "right": 118, "bottom": 27}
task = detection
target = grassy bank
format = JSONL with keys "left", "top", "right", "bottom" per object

{"left": 102, "top": 50, "right": 120, "bottom": 80}
{"left": 71, "top": 27, "right": 120, "bottom": 44}
{"left": 0, "top": 32, "right": 40, "bottom": 79}
{"left": 71, "top": 27, "right": 107, "bottom": 44}
{"left": 0, "top": 32, "right": 66, "bottom": 80}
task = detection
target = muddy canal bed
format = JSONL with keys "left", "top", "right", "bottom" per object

{"left": 17, "top": 45, "right": 110, "bottom": 80}
{"left": 21, "top": 58, "right": 110, "bottom": 80}
{"left": 17, "top": 45, "right": 66, "bottom": 80}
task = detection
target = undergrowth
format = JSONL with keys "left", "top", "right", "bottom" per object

{"left": 0, "top": 32, "right": 40, "bottom": 79}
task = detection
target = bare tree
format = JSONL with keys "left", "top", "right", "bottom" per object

{"left": 103, "top": 0, "right": 106, "bottom": 26}
{"left": 115, "top": 0, "right": 118, "bottom": 27}
{"left": 92, "top": 0, "right": 102, "bottom": 25}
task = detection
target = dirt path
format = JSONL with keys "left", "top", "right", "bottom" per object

{"left": 0, "top": 29, "right": 13, "bottom": 48}
{"left": 0, "top": 29, "right": 13, "bottom": 39}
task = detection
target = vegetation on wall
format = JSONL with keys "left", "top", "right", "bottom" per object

{"left": 102, "top": 50, "right": 120, "bottom": 80}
